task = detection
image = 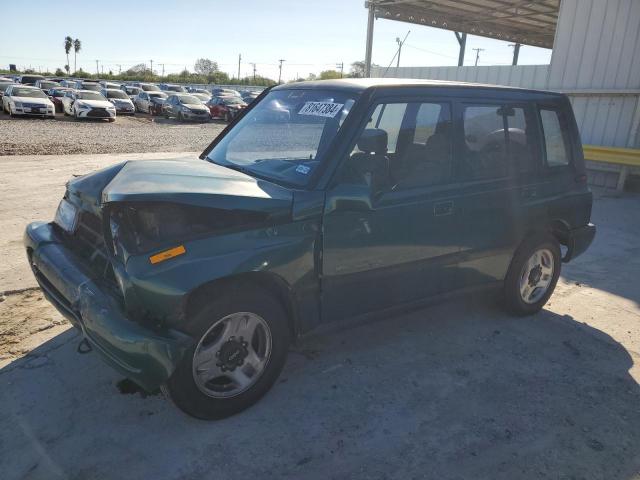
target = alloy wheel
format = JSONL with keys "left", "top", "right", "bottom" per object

{"left": 192, "top": 312, "right": 272, "bottom": 398}
{"left": 519, "top": 248, "right": 555, "bottom": 304}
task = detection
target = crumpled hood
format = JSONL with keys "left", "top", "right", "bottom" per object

{"left": 101, "top": 157, "right": 293, "bottom": 216}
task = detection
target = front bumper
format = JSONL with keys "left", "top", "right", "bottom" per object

{"left": 181, "top": 109, "right": 210, "bottom": 120}
{"left": 562, "top": 223, "right": 596, "bottom": 262}
{"left": 76, "top": 108, "right": 116, "bottom": 119}
{"left": 24, "top": 222, "right": 192, "bottom": 391}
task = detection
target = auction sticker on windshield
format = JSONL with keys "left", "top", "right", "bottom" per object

{"left": 298, "top": 102, "right": 344, "bottom": 118}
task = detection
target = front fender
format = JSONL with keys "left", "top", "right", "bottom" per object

{"left": 123, "top": 219, "right": 321, "bottom": 332}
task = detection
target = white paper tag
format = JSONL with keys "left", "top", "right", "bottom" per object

{"left": 298, "top": 102, "right": 344, "bottom": 118}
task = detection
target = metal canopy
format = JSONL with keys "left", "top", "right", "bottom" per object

{"left": 371, "top": 0, "right": 559, "bottom": 49}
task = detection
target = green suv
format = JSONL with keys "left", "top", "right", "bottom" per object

{"left": 25, "top": 79, "right": 596, "bottom": 419}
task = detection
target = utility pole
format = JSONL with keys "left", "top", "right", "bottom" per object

{"left": 473, "top": 48, "right": 485, "bottom": 66}
{"left": 250, "top": 62, "right": 257, "bottom": 83}
{"left": 95, "top": 59, "right": 99, "bottom": 75}
{"left": 337, "top": 62, "right": 344, "bottom": 78}
{"left": 509, "top": 43, "right": 521, "bottom": 65}
{"left": 150, "top": 59, "right": 153, "bottom": 75}
{"left": 278, "top": 59, "right": 285, "bottom": 84}
{"left": 237, "top": 54, "right": 242, "bottom": 81}
{"left": 117, "top": 64, "right": 122, "bottom": 74}
{"left": 395, "top": 32, "right": 410, "bottom": 68}
{"left": 101, "top": 65, "right": 104, "bottom": 75}
{"left": 161, "top": 64, "right": 165, "bottom": 77}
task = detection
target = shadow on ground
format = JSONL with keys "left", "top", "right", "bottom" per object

{"left": 1, "top": 294, "right": 639, "bottom": 480}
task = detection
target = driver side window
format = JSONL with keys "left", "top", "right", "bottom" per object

{"left": 338, "top": 100, "right": 453, "bottom": 191}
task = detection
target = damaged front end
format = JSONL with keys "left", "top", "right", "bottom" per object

{"left": 25, "top": 157, "right": 308, "bottom": 392}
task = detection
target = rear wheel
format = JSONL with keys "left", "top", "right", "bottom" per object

{"left": 164, "top": 287, "right": 290, "bottom": 420}
{"left": 503, "top": 233, "right": 561, "bottom": 315}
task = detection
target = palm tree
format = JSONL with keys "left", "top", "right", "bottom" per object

{"left": 73, "top": 39, "right": 82, "bottom": 73}
{"left": 64, "top": 36, "right": 73, "bottom": 72}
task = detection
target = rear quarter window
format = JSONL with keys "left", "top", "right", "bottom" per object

{"left": 539, "top": 108, "right": 571, "bottom": 167}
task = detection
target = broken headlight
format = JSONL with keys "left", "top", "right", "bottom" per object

{"left": 107, "top": 203, "right": 269, "bottom": 255}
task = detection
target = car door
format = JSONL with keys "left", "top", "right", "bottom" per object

{"left": 452, "top": 99, "right": 543, "bottom": 288}
{"left": 321, "top": 98, "right": 465, "bottom": 322}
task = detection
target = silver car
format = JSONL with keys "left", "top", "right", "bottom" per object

{"left": 134, "top": 91, "right": 167, "bottom": 114}
{"left": 101, "top": 88, "right": 135, "bottom": 115}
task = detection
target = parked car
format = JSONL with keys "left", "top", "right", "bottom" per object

{"left": 161, "top": 83, "right": 187, "bottom": 93}
{"left": 211, "top": 87, "right": 240, "bottom": 97}
{"left": 121, "top": 85, "right": 141, "bottom": 102}
{"left": 190, "top": 92, "right": 211, "bottom": 103}
{"left": 134, "top": 91, "right": 167, "bottom": 115}
{"left": 59, "top": 79, "right": 78, "bottom": 88}
{"left": 17, "top": 74, "right": 45, "bottom": 86}
{"left": 47, "top": 87, "right": 74, "bottom": 113}
{"left": 34, "top": 79, "right": 60, "bottom": 91}
{"left": 207, "top": 95, "right": 247, "bottom": 121}
{"left": 163, "top": 93, "right": 210, "bottom": 121}
{"left": 100, "top": 81, "right": 122, "bottom": 90}
{"left": 74, "top": 80, "right": 102, "bottom": 92}
{"left": 0, "top": 80, "right": 15, "bottom": 104}
{"left": 134, "top": 82, "right": 161, "bottom": 92}
{"left": 24, "top": 79, "right": 596, "bottom": 420}
{"left": 2, "top": 84, "right": 55, "bottom": 118}
{"left": 241, "top": 91, "right": 260, "bottom": 103}
{"left": 187, "top": 88, "right": 211, "bottom": 96}
{"left": 101, "top": 88, "right": 135, "bottom": 115}
{"left": 61, "top": 89, "right": 116, "bottom": 121}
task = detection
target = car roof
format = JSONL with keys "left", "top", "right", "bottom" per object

{"left": 272, "top": 78, "right": 566, "bottom": 97}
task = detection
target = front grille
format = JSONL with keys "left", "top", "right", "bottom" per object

{"left": 87, "top": 108, "right": 108, "bottom": 117}
{"left": 67, "top": 212, "right": 118, "bottom": 290}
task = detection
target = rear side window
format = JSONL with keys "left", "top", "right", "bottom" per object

{"left": 540, "top": 108, "right": 570, "bottom": 167}
{"left": 461, "top": 104, "right": 535, "bottom": 180}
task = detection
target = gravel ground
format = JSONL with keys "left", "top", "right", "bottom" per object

{"left": 0, "top": 112, "right": 226, "bottom": 156}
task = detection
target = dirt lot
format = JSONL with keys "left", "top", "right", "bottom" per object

{"left": 1, "top": 148, "right": 640, "bottom": 479}
{"left": 0, "top": 112, "right": 225, "bottom": 156}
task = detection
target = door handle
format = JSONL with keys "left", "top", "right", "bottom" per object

{"left": 434, "top": 200, "right": 454, "bottom": 217}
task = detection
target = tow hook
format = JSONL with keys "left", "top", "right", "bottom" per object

{"left": 77, "top": 338, "right": 93, "bottom": 354}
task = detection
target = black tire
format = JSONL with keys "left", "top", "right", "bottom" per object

{"left": 165, "top": 286, "right": 290, "bottom": 420}
{"left": 225, "top": 111, "right": 232, "bottom": 122}
{"left": 503, "top": 233, "right": 561, "bottom": 316}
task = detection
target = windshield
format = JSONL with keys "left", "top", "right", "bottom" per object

{"left": 206, "top": 89, "right": 356, "bottom": 187}
{"left": 179, "top": 95, "right": 202, "bottom": 105}
{"left": 38, "top": 81, "right": 58, "bottom": 89}
{"left": 106, "top": 90, "right": 128, "bottom": 99}
{"left": 167, "top": 85, "right": 185, "bottom": 92}
{"left": 141, "top": 84, "right": 160, "bottom": 91}
{"left": 81, "top": 83, "right": 102, "bottom": 91}
{"left": 0, "top": 83, "right": 13, "bottom": 92}
{"left": 11, "top": 87, "right": 47, "bottom": 98}
{"left": 149, "top": 92, "right": 167, "bottom": 98}
{"left": 78, "top": 92, "right": 105, "bottom": 101}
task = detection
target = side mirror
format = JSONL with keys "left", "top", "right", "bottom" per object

{"left": 326, "top": 183, "right": 373, "bottom": 213}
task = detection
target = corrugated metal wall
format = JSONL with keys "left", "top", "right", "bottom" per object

{"left": 371, "top": 0, "right": 640, "bottom": 148}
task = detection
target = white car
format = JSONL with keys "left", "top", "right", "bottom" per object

{"left": 61, "top": 90, "right": 116, "bottom": 121}
{"left": 2, "top": 85, "right": 55, "bottom": 118}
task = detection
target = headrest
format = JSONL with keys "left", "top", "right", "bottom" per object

{"left": 357, "top": 128, "right": 388, "bottom": 154}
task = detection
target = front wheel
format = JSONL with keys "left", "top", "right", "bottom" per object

{"left": 503, "top": 233, "right": 561, "bottom": 315}
{"left": 164, "top": 287, "right": 290, "bottom": 420}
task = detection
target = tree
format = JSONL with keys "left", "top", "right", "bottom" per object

{"left": 64, "top": 64, "right": 70, "bottom": 74}
{"left": 194, "top": 58, "right": 219, "bottom": 75}
{"left": 73, "top": 39, "right": 82, "bottom": 73}
{"left": 64, "top": 36, "right": 73, "bottom": 72}
{"left": 55, "top": 68, "right": 66, "bottom": 77}
{"left": 125, "top": 63, "right": 147, "bottom": 75}
{"left": 349, "top": 61, "right": 365, "bottom": 78}
{"left": 319, "top": 70, "right": 342, "bottom": 80}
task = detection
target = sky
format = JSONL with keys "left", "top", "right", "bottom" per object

{"left": 0, "top": 0, "right": 553, "bottom": 81}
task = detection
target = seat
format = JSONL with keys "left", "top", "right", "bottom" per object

{"left": 344, "top": 128, "right": 389, "bottom": 190}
